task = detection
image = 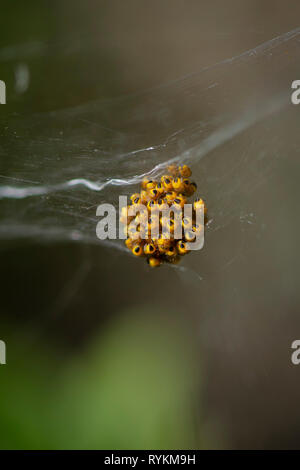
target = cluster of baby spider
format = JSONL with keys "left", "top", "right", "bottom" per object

{"left": 120, "top": 164, "right": 207, "bottom": 267}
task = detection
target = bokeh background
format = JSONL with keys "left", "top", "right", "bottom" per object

{"left": 0, "top": 0, "right": 300, "bottom": 449}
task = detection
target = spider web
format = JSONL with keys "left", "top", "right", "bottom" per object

{"left": 0, "top": 26, "right": 299, "bottom": 266}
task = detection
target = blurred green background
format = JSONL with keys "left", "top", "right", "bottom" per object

{"left": 0, "top": 310, "right": 207, "bottom": 449}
